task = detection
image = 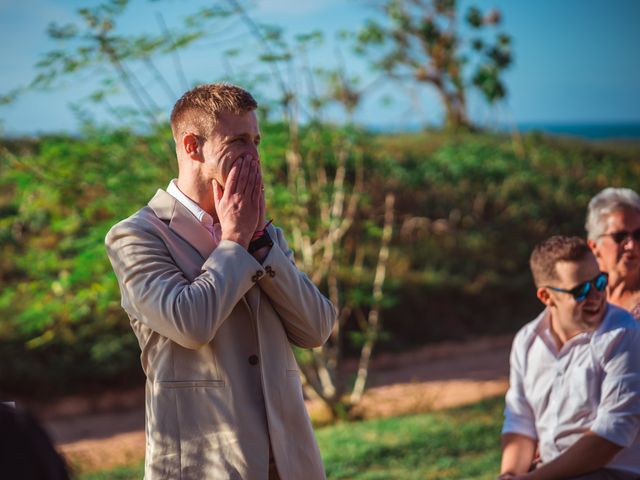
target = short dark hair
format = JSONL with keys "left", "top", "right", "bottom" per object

{"left": 530, "top": 235, "right": 592, "bottom": 286}
{"left": 170, "top": 83, "right": 258, "bottom": 141}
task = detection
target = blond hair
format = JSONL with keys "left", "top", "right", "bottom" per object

{"left": 170, "top": 83, "right": 257, "bottom": 140}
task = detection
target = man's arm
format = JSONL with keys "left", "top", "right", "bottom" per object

{"left": 507, "top": 432, "right": 622, "bottom": 480}
{"left": 589, "top": 326, "right": 640, "bottom": 452}
{"left": 255, "top": 226, "right": 337, "bottom": 348}
{"left": 500, "top": 433, "right": 537, "bottom": 477}
{"left": 105, "top": 158, "right": 264, "bottom": 350}
{"left": 500, "top": 329, "right": 539, "bottom": 477}
{"left": 106, "top": 222, "right": 263, "bottom": 350}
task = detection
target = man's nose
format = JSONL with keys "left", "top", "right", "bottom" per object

{"left": 245, "top": 143, "right": 259, "bottom": 162}
{"left": 586, "top": 282, "right": 603, "bottom": 300}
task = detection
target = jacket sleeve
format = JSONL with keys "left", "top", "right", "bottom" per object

{"left": 105, "top": 220, "right": 264, "bottom": 350}
{"left": 256, "top": 226, "right": 337, "bottom": 348}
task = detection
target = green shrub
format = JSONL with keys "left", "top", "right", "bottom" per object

{"left": 1, "top": 127, "right": 638, "bottom": 395}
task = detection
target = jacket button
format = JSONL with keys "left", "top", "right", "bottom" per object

{"left": 248, "top": 355, "right": 259, "bottom": 366}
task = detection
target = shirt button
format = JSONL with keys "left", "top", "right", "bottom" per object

{"left": 248, "top": 355, "right": 259, "bottom": 366}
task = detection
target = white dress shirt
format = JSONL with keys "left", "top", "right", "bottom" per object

{"left": 166, "top": 179, "right": 221, "bottom": 244}
{"left": 503, "top": 304, "right": 640, "bottom": 475}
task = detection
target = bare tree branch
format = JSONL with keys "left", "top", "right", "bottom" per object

{"left": 351, "top": 192, "right": 395, "bottom": 404}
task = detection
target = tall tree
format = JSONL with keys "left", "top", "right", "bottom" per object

{"left": 354, "top": 0, "right": 512, "bottom": 129}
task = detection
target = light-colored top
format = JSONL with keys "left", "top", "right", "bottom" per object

{"left": 502, "top": 304, "right": 640, "bottom": 475}
{"left": 167, "top": 179, "right": 221, "bottom": 242}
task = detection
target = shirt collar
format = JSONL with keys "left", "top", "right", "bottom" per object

{"left": 166, "top": 179, "right": 214, "bottom": 227}
{"left": 536, "top": 308, "right": 598, "bottom": 356}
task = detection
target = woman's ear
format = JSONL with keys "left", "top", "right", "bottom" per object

{"left": 587, "top": 238, "right": 600, "bottom": 258}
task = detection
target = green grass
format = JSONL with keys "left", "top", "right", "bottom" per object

{"left": 318, "top": 396, "right": 503, "bottom": 480}
{"left": 75, "top": 461, "right": 144, "bottom": 480}
{"left": 76, "top": 396, "right": 504, "bottom": 480}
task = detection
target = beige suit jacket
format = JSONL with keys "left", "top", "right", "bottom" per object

{"left": 105, "top": 189, "right": 336, "bottom": 480}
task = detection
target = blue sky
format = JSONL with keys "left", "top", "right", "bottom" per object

{"left": 1, "top": 0, "right": 639, "bottom": 135}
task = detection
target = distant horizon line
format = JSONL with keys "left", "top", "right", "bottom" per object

{"left": 505, "top": 120, "right": 640, "bottom": 126}
{"left": 2, "top": 119, "right": 640, "bottom": 139}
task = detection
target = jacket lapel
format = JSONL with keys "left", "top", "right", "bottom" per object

{"left": 148, "top": 189, "right": 215, "bottom": 260}
{"left": 147, "top": 188, "right": 255, "bottom": 316}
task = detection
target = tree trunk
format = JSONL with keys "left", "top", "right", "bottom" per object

{"left": 442, "top": 92, "right": 470, "bottom": 130}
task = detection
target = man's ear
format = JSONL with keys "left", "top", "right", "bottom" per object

{"left": 587, "top": 238, "right": 600, "bottom": 258}
{"left": 182, "top": 132, "right": 203, "bottom": 161}
{"left": 536, "top": 287, "right": 553, "bottom": 307}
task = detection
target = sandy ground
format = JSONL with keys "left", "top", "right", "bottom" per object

{"left": 39, "top": 335, "right": 512, "bottom": 472}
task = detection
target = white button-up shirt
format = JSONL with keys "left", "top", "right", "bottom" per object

{"left": 166, "top": 179, "right": 221, "bottom": 244}
{"left": 502, "top": 304, "right": 640, "bottom": 475}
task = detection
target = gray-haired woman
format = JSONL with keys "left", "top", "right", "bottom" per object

{"left": 586, "top": 187, "right": 640, "bottom": 319}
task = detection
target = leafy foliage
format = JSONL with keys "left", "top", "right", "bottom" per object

{"left": 1, "top": 0, "right": 637, "bottom": 409}
{"left": 1, "top": 0, "right": 399, "bottom": 412}
{"left": 0, "top": 129, "right": 174, "bottom": 394}
{"left": 353, "top": 0, "right": 512, "bottom": 129}
{"left": 1, "top": 128, "right": 638, "bottom": 396}
{"left": 376, "top": 132, "right": 640, "bottom": 346}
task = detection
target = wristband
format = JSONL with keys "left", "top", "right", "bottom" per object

{"left": 248, "top": 229, "right": 273, "bottom": 254}
{"left": 252, "top": 219, "right": 274, "bottom": 241}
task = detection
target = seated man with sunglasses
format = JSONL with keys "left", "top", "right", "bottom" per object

{"left": 499, "top": 236, "right": 640, "bottom": 480}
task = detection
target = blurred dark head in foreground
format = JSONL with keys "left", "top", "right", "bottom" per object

{"left": 0, "top": 404, "right": 70, "bottom": 480}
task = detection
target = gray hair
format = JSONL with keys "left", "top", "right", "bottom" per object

{"left": 585, "top": 187, "right": 640, "bottom": 241}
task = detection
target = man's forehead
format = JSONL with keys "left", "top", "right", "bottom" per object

{"left": 213, "top": 110, "right": 259, "bottom": 135}
{"left": 554, "top": 255, "right": 599, "bottom": 285}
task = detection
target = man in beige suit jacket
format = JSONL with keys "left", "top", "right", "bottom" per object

{"left": 105, "top": 83, "right": 336, "bottom": 480}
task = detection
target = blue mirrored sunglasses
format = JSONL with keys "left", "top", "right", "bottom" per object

{"left": 545, "top": 272, "right": 608, "bottom": 302}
